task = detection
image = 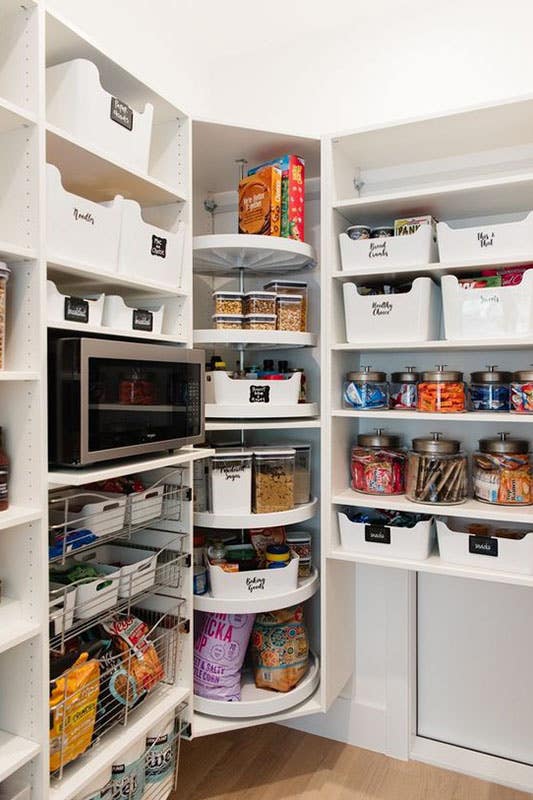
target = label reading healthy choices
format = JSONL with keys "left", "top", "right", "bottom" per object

{"left": 110, "top": 97, "right": 133, "bottom": 130}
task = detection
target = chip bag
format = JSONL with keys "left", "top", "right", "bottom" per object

{"left": 251, "top": 605, "right": 309, "bottom": 693}
{"left": 103, "top": 616, "right": 164, "bottom": 697}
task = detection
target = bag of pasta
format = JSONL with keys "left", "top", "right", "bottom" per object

{"left": 251, "top": 604, "right": 309, "bottom": 693}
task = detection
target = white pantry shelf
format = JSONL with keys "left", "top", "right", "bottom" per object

{"left": 0, "top": 97, "right": 37, "bottom": 134}
{"left": 194, "top": 329, "right": 318, "bottom": 349}
{"left": 331, "top": 338, "right": 533, "bottom": 352}
{"left": 0, "top": 597, "right": 40, "bottom": 656}
{"left": 193, "top": 234, "right": 316, "bottom": 274}
{"left": 0, "top": 730, "right": 40, "bottom": 783}
{"left": 48, "top": 256, "right": 188, "bottom": 298}
{"left": 332, "top": 488, "right": 533, "bottom": 524}
{"left": 0, "top": 371, "right": 39, "bottom": 381}
{"left": 0, "top": 242, "right": 37, "bottom": 263}
{"left": 0, "top": 506, "right": 41, "bottom": 530}
{"left": 48, "top": 319, "right": 186, "bottom": 344}
{"left": 205, "top": 418, "right": 321, "bottom": 431}
{"left": 193, "top": 569, "right": 319, "bottom": 614}
{"left": 205, "top": 402, "right": 319, "bottom": 419}
{"left": 194, "top": 498, "right": 318, "bottom": 530}
{"left": 332, "top": 409, "right": 533, "bottom": 423}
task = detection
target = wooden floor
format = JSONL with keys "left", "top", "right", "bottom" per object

{"left": 177, "top": 724, "right": 532, "bottom": 800}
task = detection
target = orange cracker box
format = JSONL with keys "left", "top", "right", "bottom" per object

{"left": 238, "top": 166, "right": 281, "bottom": 236}
{"left": 248, "top": 155, "right": 305, "bottom": 241}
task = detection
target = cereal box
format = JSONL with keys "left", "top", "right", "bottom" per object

{"left": 394, "top": 214, "right": 437, "bottom": 236}
{"left": 248, "top": 155, "right": 305, "bottom": 241}
{"left": 238, "top": 166, "right": 281, "bottom": 236}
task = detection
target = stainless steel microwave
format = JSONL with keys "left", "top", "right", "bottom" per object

{"left": 48, "top": 336, "right": 205, "bottom": 467}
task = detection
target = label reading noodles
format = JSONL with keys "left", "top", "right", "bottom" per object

{"left": 110, "top": 97, "right": 133, "bottom": 130}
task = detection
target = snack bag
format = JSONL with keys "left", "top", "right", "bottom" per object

{"left": 249, "top": 526, "right": 286, "bottom": 566}
{"left": 194, "top": 612, "right": 255, "bottom": 701}
{"left": 49, "top": 653, "right": 100, "bottom": 772}
{"left": 104, "top": 616, "right": 164, "bottom": 697}
{"left": 251, "top": 605, "right": 309, "bottom": 693}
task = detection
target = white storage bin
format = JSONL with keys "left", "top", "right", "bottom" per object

{"left": 205, "top": 370, "right": 301, "bottom": 406}
{"left": 78, "top": 544, "right": 158, "bottom": 598}
{"left": 49, "top": 491, "right": 127, "bottom": 539}
{"left": 72, "top": 566, "right": 121, "bottom": 619}
{"left": 49, "top": 582, "right": 77, "bottom": 636}
{"left": 342, "top": 277, "right": 441, "bottom": 343}
{"left": 437, "top": 518, "right": 533, "bottom": 574}
{"left": 338, "top": 510, "right": 435, "bottom": 560}
{"left": 46, "top": 59, "right": 154, "bottom": 173}
{"left": 208, "top": 547, "right": 300, "bottom": 600}
{"left": 102, "top": 295, "right": 164, "bottom": 335}
{"left": 46, "top": 164, "right": 122, "bottom": 272}
{"left": 441, "top": 270, "right": 533, "bottom": 340}
{"left": 437, "top": 213, "right": 533, "bottom": 263}
{"left": 339, "top": 225, "right": 437, "bottom": 271}
{"left": 47, "top": 280, "right": 105, "bottom": 327}
{"left": 117, "top": 199, "right": 185, "bottom": 289}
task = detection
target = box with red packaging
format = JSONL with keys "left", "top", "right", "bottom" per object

{"left": 248, "top": 155, "right": 305, "bottom": 241}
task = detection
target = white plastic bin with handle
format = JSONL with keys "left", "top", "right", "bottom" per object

{"left": 437, "top": 213, "right": 533, "bottom": 263}
{"left": 102, "top": 295, "right": 164, "bottom": 335}
{"left": 339, "top": 224, "right": 437, "bottom": 271}
{"left": 47, "top": 280, "right": 105, "bottom": 327}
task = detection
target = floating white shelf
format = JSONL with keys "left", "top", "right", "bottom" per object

{"left": 49, "top": 685, "right": 189, "bottom": 800}
{"left": 46, "top": 124, "right": 187, "bottom": 206}
{"left": 194, "top": 652, "right": 320, "bottom": 719}
{"left": 0, "top": 241, "right": 37, "bottom": 263}
{"left": 0, "top": 97, "right": 37, "bottom": 134}
{"left": 0, "top": 597, "right": 40, "bottom": 656}
{"left": 193, "top": 234, "right": 316, "bottom": 274}
{"left": 205, "top": 402, "right": 319, "bottom": 419}
{"left": 0, "top": 730, "right": 40, "bottom": 783}
{"left": 332, "top": 488, "right": 533, "bottom": 524}
{"left": 332, "top": 255, "right": 533, "bottom": 284}
{"left": 193, "top": 569, "right": 319, "bottom": 614}
{"left": 205, "top": 418, "right": 321, "bottom": 431}
{"left": 194, "top": 329, "right": 318, "bottom": 349}
{"left": 332, "top": 409, "right": 533, "bottom": 423}
{"left": 194, "top": 498, "right": 318, "bottom": 530}
{"left": 332, "top": 338, "right": 533, "bottom": 352}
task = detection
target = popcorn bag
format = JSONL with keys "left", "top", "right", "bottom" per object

{"left": 194, "top": 612, "right": 255, "bottom": 701}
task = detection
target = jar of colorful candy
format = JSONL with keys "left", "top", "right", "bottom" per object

{"left": 473, "top": 433, "right": 531, "bottom": 506}
{"left": 470, "top": 366, "right": 511, "bottom": 412}
{"left": 511, "top": 368, "right": 533, "bottom": 414}
{"left": 343, "top": 367, "right": 389, "bottom": 410}
{"left": 417, "top": 365, "right": 466, "bottom": 413}
{"left": 390, "top": 366, "right": 419, "bottom": 410}
{"left": 351, "top": 429, "right": 407, "bottom": 496}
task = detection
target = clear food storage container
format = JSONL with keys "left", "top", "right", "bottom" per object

{"left": 212, "top": 313, "right": 244, "bottom": 330}
{"left": 343, "top": 367, "right": 389, "bottom": 410}
{"left": 473, "top": 433, "right": 531, "bottom": 506}
{"left": 244, "top": 291, "right": 277, "bottom": 316}
{"left": 210, "top": 449, "right": 253, "bottom": 515}
{"left": 212, "top": 291, "right": 244, "bottom": 316}
{"left": 470, "top": 366, "right": 511, "bottom": 412}
{"left": 511, "top": 368, "right": 533, "bottom": 414}
{"left": 286, "top": 531, "right": 312, "bottom": 561}
{"left": 243, "top": 314, "right": 276, "bottom": 330}
{"left": 253, "top": 447, "right": 295, "bottom": 513}
{"left": 351, "top": 429, "right": 407, "bottom": 496}
{"left": 390, "top": 367, "right": 419, "bottom": 410}
{"left": 0, "top": 263, "right": 10, "bottom": 370}
{"left": 264, "top": 280, "right": 308, "bottom": 331}
{"left": 417, "top": 366, "right": 466, "bottom": 413}
{"left": 276, "top": 294, "right": 303, "bottom": 331}
{"left": 284, "top": 443, "right": 312, "bottom": 504}
{"left": 406, "top": 433, "right": 467, "bottom": 505}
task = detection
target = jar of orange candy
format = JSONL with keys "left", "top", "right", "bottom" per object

{"left": 417, "top": 366, "right": 466, "bottom": 413}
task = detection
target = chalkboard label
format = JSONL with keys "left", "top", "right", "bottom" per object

{"left": 64, "top": 296, "right": 89, "bottom": 323}
{"left": 469, "top": 535, "right": 498, "bottom": 557}
{"left": 132, "top": 308, "right": 153, "bottom": 331}
{"left": 365, "top": 524, "right": 391, "bottom": 544}
{"left": 151, "top": 234, "right": 167, "bottom": 258}
{"left": 249, "top": 385, "right": 270, "bottom": 403}
{"left": 110, "top": 97, "right": 133, "bottom": 130}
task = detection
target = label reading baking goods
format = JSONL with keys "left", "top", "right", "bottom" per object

{"left": 249, "top": 385, "right": 270, "bottom": 403}
{"left": 110, "top": 97, "right": 133, "bottom": 130}
{"left": 132, "top": 309, "right": 153, "bottom": 332}
{"left": 246, "top": 576, "right": 266, "bottom": 594}
{"left": 64, "top": 296, "right": 89, "bottom": 323}
{"left": 151, "top": 235, "right": 167, "bottom": 258}
{"left": 365, "top": 524, "right": 391, "bottom": 544}
{"left": 469, "top": 535, "right": 498, "bottom": 557}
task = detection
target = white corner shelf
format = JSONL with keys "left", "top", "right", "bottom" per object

{"left": 0, "top": 506, "right": 41, "bottom": 531}
{"left": 0, "top": 730, "right": 40, "bottom": 783}
{"left": 332, "top": 488, "right": 533, "bottom": 525}
{"left": 194, "top": 498, "right": 318, "bottom": 530}
{"left": 194, "top": 652, "right": 320, "bottom": 719}
{"left": 332, "top": 338, "right": 533, "bottom": 352}
{"left": 194, "top": 329, "right": 318, "bottom": 349}
{"left": 193, "top": 569, "right": 319, "bottom": 614}
{"left": 205, "top": 418, "right": 321, "bottom": 431}
{"left": 332, "top": 409, "right": 533, "bottom": 423}
{"left": 205, "top": 402, "right": 319, "bottom": 419}
{"left": 0, "top": 597, "right": 41, "bottom": 656}
{"left": 46, "top": 123, "right": 187, "bottom": 206}
{"left": 332, "top": 255, "right": 533, "bottom": 284}
{"left": 48, "top": 319, "right": 187, "bottom": 344}
{"left": 193, "top": 234, "right": 316, "bottom": 274}
{"left": 49, "top": 685, "right": 189, "bottom": 800}
{"left": 0, "top": 97, "right": 37, "bottom": 134}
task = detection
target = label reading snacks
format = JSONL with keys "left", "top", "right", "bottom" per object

{"left": 365, "top": 524, "right": 391, "bottom": 545}
{"left": 132, "top": 309, "right": 153, "bottom": 332}
{"left": 249, "top": 385, "right": 270, "bottom": 403}
{"left": 110, "top": 97, "right": 133, "bottom": 130}
{"left": 64, "top": 296, "right": 89, "bottom": 323}
{"left": 469, "top": 535, "right": 498, "bottom": 557}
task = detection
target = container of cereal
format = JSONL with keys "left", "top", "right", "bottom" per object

{"left": 212, "top": 291, "right": 244, "bottom": 316}
{"left": 473, "top": 433, "right": 531, "bottom": 506}
{"left": 417, "top": 365, "right": 466, "bottom": 413}
{"left": 253, "top": 447, "right": 295, "bottom": 513}
{"left": 390, "top": 367, "right": 419, "bottom": 410}
{"left": 244, "top": 291, "right": 277, "bottom": 316}
{"left": 351, "top": 429, "right": 407, "bottom": 496}
{"left": 243, "top": 314, "right": 277, "bottom": 331}
{"left": 343, "top": 367, "right": 389, "bottom": 410}
{"left": 511, "top": 368, "right": 533, "bottom": 414}
{"left": 276, "top": 294, "right": 303, "bottom": 331}
{"left": 406, "top": 433, "right": 467, "bottom": 505}
{"left": 0, "top": 263, "right": 10, "bottom": 370}
{"left": 470, "top": 365, "right": 511, "bottom": 412}
{"left": 212, "top": 314, "right": 244, "bottom": 330}
{"left": 210, "top": 448, "right": 253, "bottom": 514}
{"left": 264, "top": 280, "right": 308, "bottom": 331}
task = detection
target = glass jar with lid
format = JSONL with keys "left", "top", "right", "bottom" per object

{"left": 417, "top": 365, "right": 466, "bottom": 413}
{"left": 470, "top": 365, "right": 511, "bottom": 412}
{"left": 406, "top": 432, "right": 467, "bottom": 504}
{"left": 473, "top": 432, "right": 531, "bottom": 506}
{"left": 351, "top": 429, "right": 407, "bottom": 495}
{"left": 511, "top": 367, "right": 533, "bottom": 414}
{"left": 252, "top": 447, "right": 296, "bottom": 513}
{"left": 390, "top": 366, "right": 419, "bottom": 410}
{"left": 343, "top": 366, "right": 389, "bottom": 410}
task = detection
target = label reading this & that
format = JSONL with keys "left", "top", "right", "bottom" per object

{"left": 64, "top": 296, "right": 89, "bottom": 323}
{"left": 469, "top": 535, "right": 498, "bottom": 557}
{"left": 110, "top": 97, "right": 133, "bottom": 130}
{"left": 365, "top": 524, "right": 391, "bottom": 544}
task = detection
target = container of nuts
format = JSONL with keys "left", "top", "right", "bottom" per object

{"left": 253, "top": 447, "right": 296, "bottom": 513}
{"left": 277, "top": 294, "right": 303, "bottom": 331}
{"left": 244, "top": 314, "right": 277, "bottom": 331}
{"left": 212, "top": 313, "right": 244, "bottom": 330}
{"left": 212, "top": 290, "right": 244, "bottom": 316}
{"left": 244, "top": 291, "right": 277, "bottom": 316}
